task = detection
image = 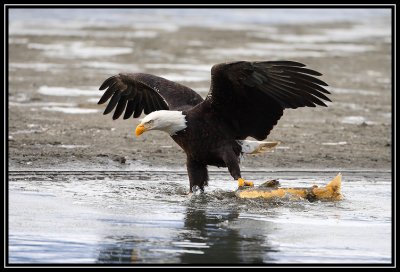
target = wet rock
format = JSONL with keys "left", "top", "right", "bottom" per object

{"left": 50, "top": 141, "right": 62, "bottom": 145}
{"left": 112, "top": 155, "right": 126, "bottom": 164}
{"left": 260, "top": 179, "right": 280, "bottom": 188}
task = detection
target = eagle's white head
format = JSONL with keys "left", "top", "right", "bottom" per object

{"left": 135, "top": 110, "right": 187, "bottom": 136}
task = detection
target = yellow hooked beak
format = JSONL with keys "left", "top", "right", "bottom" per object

{"left": 135, "top": 124, "right": 146, "bottom": 136}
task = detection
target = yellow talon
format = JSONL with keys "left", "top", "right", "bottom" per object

{"left": 238, "top": 178, "right": 254, "bottom": 187}
{"left": 245, "top": 180, "right": 254, "bottom": 187}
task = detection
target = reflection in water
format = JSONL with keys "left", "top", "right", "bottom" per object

{"left": 97, "top": 237, "right": 141, "bottom": 264}
{"left": 179, "top": 195, "right": 276, "bottom": 264}
{"left": 96, "top": 194, "right": 277, "bottom": 264}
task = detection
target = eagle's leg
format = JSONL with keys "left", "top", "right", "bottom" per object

{"left": 223, "top": 150, "right": 254, "bottom": 188}
{"left": 186, "top": 159, "right": 209, "bottom": 193}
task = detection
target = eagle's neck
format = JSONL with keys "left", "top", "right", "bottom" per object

{"left": 153, "top": 110, "right": 187, "bottom": 136}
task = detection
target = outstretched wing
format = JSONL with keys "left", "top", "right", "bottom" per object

{"left": 206, "top": 60, "right": 331, "bottom": 140}
{"left": 98, "top": 73, "right": 204, "bottom": 120}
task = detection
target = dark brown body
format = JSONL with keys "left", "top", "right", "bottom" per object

{"left": 172, "top": 102, "right": 243, "bottom": 191}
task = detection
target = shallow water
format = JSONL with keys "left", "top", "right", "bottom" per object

{"left": 8, "top": 170, "right": 392, "bottom": 265}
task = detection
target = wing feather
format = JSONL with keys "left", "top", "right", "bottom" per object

{"left": 98, "top": 73, "right": 204, "bottom": 119}
{"left": 103, "top": 90, "right": 121, "bottom": 115}
{"left": 266, "top": 80, "right": 316, "bottom": 108}
{"left": 284, "top": 70, "right": 328, "bottom": 86}
{"left": 113, "top": 94, "right": 128, "bottom": 120}
{"left": 205, "top": 60, "right": 331, "bottom": 140}
{"left": 97, "top": 82, "right": 117, "bottom": 104}
{"left": 99, "top": 75, "right": 118, "bottom": 90}
{"left": 123, "top": 99, "right": 136, "bottom": 120}
{"left": 280, "top": 66, "right": 322, "bottom": 76}
{"left": 133, "top": 92, "right": 144, "bottom": 118}
{"left": 142, "top": 92, "right": 152, "bottom": 115}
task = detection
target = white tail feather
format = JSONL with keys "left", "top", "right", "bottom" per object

{"left": 238, "top": 140, "right": 280, "bottom": 155}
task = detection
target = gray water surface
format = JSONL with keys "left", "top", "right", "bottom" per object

{"left": 8, "top": 170, "right": 392, "bottom": 265}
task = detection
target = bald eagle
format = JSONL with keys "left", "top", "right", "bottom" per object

{"left": 98, "top": 61, "right": 331, "bottom": 192}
